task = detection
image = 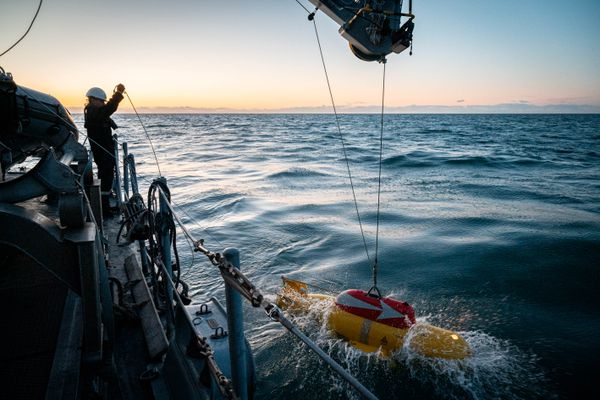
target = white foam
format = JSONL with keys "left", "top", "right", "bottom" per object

{"left": 280, "top": 298, "right": 555, "bottom": 399}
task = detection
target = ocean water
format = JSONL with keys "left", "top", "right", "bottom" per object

{"left": 75, "top": 113, "right": 600, "bottom": 400}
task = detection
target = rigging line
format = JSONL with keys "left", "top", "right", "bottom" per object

{"left": 124, "top": 91, "right": 162, "bottom": 176}
{"left": 311, "top": 17, "right": 371, "bottom": 264}
{"left": 157, "top": 187, "right": 196, "bottom": 245}
{"left": 0, "top": 0, "right": 43, "bottom": 58}
{"left": 373, "top": 60, "right": 386, "bottom": 292}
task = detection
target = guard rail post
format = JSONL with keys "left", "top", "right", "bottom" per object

{"left": 128, "top": 154, "right": 139, "bottom": 195}
{"left": 122, "top": 142, "right": 129, "bottom": 199}
{"left": 223, "top": 248, "right": 248, "bottom": 400}
{"left": 112, "top": 134, "right": 123, "bottom": 208}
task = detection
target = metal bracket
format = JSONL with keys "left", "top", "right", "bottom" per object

{"left": 210, "top": 326, "right": 228, "bottom": 339}
{"left": 196, "top": 303, "right": 212, "bottom": 316}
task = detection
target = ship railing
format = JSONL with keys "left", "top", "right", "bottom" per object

{"left": 116, "top": 138, "right": 379, "bottom": 400}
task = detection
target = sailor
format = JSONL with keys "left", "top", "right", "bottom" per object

{"left": 84, "top": 84, "right": 125, "bottom": 217}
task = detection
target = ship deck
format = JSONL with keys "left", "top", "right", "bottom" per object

{"left": 0, "top": 191, "right": 154, "bottom": 399}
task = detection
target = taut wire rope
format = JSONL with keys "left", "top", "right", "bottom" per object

{"left": 298, "top": 2, "right": 390, "bottom": 294}
{"left": 310, "top": 13, "right": 372, "bottom": 265}
{"left": 372, "top": 61, "right": 387, "bottom": 296}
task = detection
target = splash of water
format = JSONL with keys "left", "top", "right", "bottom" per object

{"left": 268, "top": 296, "right": 555, "bottom": 400}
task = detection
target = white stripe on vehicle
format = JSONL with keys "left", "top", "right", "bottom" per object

{"left": 336, "top": 292, "right": 381, "bottom": 311}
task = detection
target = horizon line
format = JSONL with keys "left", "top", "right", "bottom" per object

{"left": 65, "top": 102, "right": 600, "bottom": 114}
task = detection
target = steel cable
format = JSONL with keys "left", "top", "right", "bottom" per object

{"left": 0, "top": 0, "right": 44, "bottom": 58}
{"left": 311, "top": 16, "right": 372, "bottom": 265}
{"left": 373, "top": 61, "right": 387, "bottom": 293}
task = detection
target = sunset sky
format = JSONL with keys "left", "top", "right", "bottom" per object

{"left": 1, "top": 0, "right": 599, "bottom": 112}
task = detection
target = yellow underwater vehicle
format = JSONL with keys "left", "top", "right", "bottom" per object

{"left": 277, "top": 277, "right": 471, "bottom": 359}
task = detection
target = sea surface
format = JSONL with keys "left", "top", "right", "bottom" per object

{"left": 74, "top": 113, "right": 600, "bottom": 400}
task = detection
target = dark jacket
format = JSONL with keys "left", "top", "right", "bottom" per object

{"left": 84, "top": 92, "right": 123, "bottom": 153}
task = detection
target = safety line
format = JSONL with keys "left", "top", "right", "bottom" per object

{"left": 125, "top": 91, "right": 162, "bottom": 176}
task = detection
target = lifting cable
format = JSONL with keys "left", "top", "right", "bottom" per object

{"left": 297, "top": 2, "right": 389, "bottom": 295}
{"left": 308, "top": 9, "right": 372, "bottom": 266}
{"left": 370, "top": 60, "right": 386, "bottom": 297}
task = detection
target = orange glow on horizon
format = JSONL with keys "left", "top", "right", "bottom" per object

{"left": 1, "top": 0, "right": 598, "bottom": 114}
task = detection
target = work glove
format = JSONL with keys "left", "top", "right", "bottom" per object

{"left": 115, "top": 83, "right": 125, "bottom": 94}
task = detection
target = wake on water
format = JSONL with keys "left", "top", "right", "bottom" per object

{"left": 255, "top": 294, "right": 555, "bottom": 400}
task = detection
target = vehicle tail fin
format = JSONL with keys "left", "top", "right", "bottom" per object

{"left": 281, "top": 276, "right": 308, "bottom": 296}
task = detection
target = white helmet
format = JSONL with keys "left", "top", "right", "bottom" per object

{"left": 86, "top": 87, "right": 106, "bottom": 101}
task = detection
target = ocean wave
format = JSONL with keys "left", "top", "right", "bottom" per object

{"left": 145, "top": 123, "right": 171, "bottom": 128}
{"left": 383, "top": 152, "right": 437, "bottom": 168}
{"left": 381, "top": 151, "right": 546, "bottom": 169}
{"left": 197, "top": 192, "right": 246, "bottom": 215}
{"left": 267, "top": 167, "right": 330, "bottom": 179}
{"left": 444, "top": 155, "right": 495, "bottom": 166}
{"left": 418, "top": 128, "right": 454, "bottom": 134}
